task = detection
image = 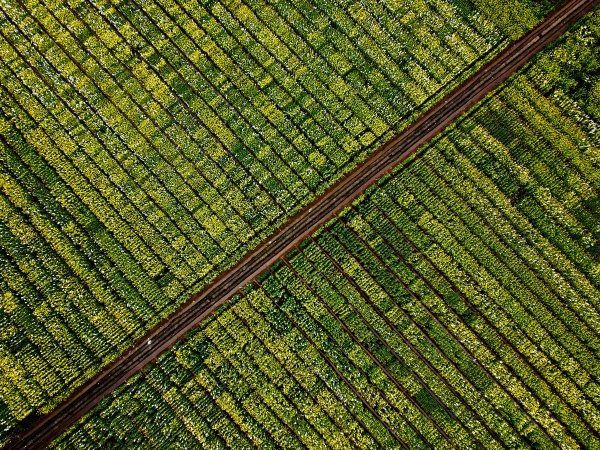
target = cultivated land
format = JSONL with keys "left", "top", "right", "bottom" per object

{"left": 0, "top": 0, "right": 556, "bottom": 443}
{"left": 6, "top": 0, "right": 595, "bottom": 447}
{"left": 43, "top": 6, "right": 600, "bottom": 449}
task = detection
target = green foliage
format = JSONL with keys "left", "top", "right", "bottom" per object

{"left": 459, "top": 0, "right": 551, "bottom": 39}
{"left": 51, "top": 10, "right": 600, "bottom": 449}
{"left": 1, "top": 0, "right": 545, "bottom": 442}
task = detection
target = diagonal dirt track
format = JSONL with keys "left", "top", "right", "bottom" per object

{"left": 8, "top": 0, "right": 597, "bottom": 447}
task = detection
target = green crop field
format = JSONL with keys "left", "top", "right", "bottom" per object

{"left": 0, "top": 0, "right": 558, "bottom": 442}
{"left": 45, "top": 9, "right": 599, "bottom": 449}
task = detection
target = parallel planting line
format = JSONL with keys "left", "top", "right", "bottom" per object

{"left": 8, "top": 0, "right": 597, "bottom": 447}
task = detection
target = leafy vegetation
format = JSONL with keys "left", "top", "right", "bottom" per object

{"left": 49, "top": 9, "right": 599, "bottom": 449}
{"left": 0, "top": 0, "right": 551, "bottom": 441}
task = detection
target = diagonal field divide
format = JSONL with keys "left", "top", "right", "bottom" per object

{"left": 8, "top": 0, "right": 597, "bottom": 447}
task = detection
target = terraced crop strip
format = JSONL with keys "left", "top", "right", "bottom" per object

{"left": 47, "top": 8, "right": 600, "bottom": 449}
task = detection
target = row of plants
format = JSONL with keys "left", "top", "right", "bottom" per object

{"left": 0, "top": 0, "right": 537, "bottom": 441}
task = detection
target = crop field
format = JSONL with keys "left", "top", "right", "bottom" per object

{"left": 46, "top": 9, "right": 600, "bottom": 449}
{"left": 0, "top": 0, "right": 557, "bottom": 440}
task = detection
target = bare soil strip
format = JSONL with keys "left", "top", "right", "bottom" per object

{"left": 8, "top": 0, "right": 597, "bottom": 447}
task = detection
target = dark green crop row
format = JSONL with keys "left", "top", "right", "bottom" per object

{"left": 49, "top": 10, "right": 599, "bottom": 449}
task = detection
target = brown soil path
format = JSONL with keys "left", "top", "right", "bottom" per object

{"left": 8, "top": 0, "right": 597, "bottom": 447}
